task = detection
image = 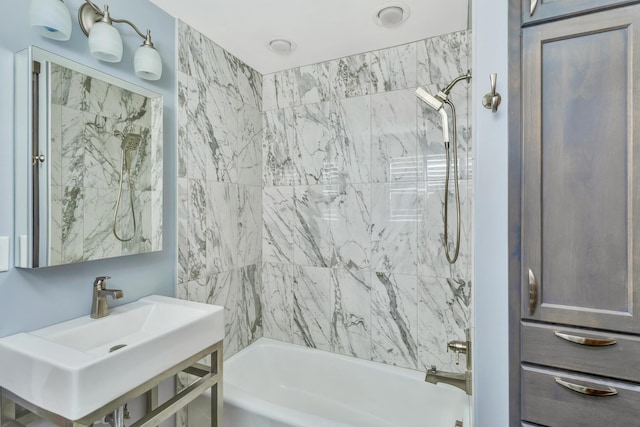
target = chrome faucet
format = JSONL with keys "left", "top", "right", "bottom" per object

{"left": 425, "top": 330, "right": 472, "bottom": 395}
{"left": 90, "top": 276, "right": 123, "bottom": 319}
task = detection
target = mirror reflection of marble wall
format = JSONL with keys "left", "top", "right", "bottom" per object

{"left": 49, "top": 63, "right": 163, "bottom": 265}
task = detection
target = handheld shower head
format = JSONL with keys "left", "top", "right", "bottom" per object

{"left": 416, "top": 87, "right": 444, "bottom": 111}
{"left": 416, "top": 87, "right": 450, "bottom": 144}
{"left": 121, "top": 133, "right": 142, "bottom": 151}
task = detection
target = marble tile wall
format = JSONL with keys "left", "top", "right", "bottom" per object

{"left": 49, "top": 64, "right": 162, "bottom": 265}
{"left": 176, "top": 21, "right": 263, "bottom": 362}
{"left": 262, "top": 30, "right": 473, "bottom": 373}
{"left": 176, "top": 19, "right": 471, "bottom": 377}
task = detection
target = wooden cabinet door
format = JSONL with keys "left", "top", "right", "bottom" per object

{"left": 522, "top": 5, "right": 640, "bottom": 333}
{"left": 522, "top": 0, "right": 636, "bottom": 25}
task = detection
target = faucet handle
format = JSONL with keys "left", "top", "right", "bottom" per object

{"left": 447, "top": 340, "right": 468, "bottom": 365}
{"left": 429, "top": 365, "right": 438, "bottom": 373}
{"left": 93, "top": 276, "right": 111, "bottom": 289}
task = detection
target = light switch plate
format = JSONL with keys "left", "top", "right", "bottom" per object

{"left": 0, "top": 236, "right": 9, "bottom": 272}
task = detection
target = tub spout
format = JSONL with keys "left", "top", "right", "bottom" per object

{"left": 425, "top": 365, "right": 472, "bottom": 396}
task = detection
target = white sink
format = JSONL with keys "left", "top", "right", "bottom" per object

{"left": 0, "top": 295, "right": 224, "bottom": 420}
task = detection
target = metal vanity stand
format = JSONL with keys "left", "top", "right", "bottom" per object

{"left": 0, "top": 341, "right": 223, "bottom": 427}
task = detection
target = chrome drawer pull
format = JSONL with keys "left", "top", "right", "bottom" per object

{"left": 528, "top": 269, "right": 538, "bottom": 315}
{"left": 555, "top": 377, "right": 618, "bottom": 397}
{"left": 554, "top": 331, "right": 617, "bottom": 347}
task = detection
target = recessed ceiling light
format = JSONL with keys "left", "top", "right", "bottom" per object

{"left": 267, "top": 38, "right": 296, "bottom": 54}
{"left": 374, "top": 3, "right": 411, "bottom": 27}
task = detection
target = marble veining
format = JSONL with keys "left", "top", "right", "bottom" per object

{"left": 263, "top": 69, "right": 300, "bottom": 111}
{"left": 331, "top": 269, "right": 371, "bottom": 359}
{"left": 187, "top": 179, "right": 208, "bottom": 281}
{"left": 262, "top": 109, "right": 297, "bottom": 186}
{"left": 330, "top": 54, "right": 371, "bottom": 99}
{"left": 332, "top": 183, "right": 371, "bottom": 270}
{"left": 237, "top": 185, "right": 262, "bottom": 267}
{"left": 371, "top": 182, "right": 418, "bottom": 275}
{"left": 371, "top": 90, "right": 418, "bottom": 183}
{"left": 177, "top": 178, "right": 189, "bottom": 284}
{"left": 263, "top": 187, "right": 295, "bottom": 264}
{"left": 261, "top": 263, "right": 294, "bottom": 341}
{"left": 370, "top": 43, "right": 417, "bottom": 94}
{"left": 186, "top": 78, "right": 238, "bottom": 182}
{"left": 177, "top": 72, "right": 189, "bottom": 178}
{"left": 177, "top": 21, "right": 263, "bottom": 360}
{"left": 206, "top": 182, "right": 237, "bottom": 276}
{"left": 293, "top": 185, "right": 335, "bottom": 268}
{"left": 237, "top": 104, "right": 263, "bottom": 186}
{"left": 371, "top": 272, "right": 418, "bottom": 369}
{"left": 330, "top": 96, "right": 371, "bottom": 184}
{"left": 295, "top": 63, "right": 332, "bottom": 105}
{"left": 237, "top": 61, "right": 263, "bottom": 110}
{"left": 293, "top": 265, "right": 332, "bottom": 351}
{"left": 60, "top": 186, "right": 84, "bottom": 264}
{"left": 417, "top": 30, "right": 470, "bottom": 87}
{"left": 290, "top": 102, "right": 333, "bottom": 185}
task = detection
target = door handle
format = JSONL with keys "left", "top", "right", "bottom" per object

{"left": 555, "top": 377, "right": 618, "bottom": 397}
{"left": 530, "top": 0, "right": 539, "bottom": 16}
{"left": 554, "top": 331, "right": 617, "bottom": 347}
{"left": 528, "top": 269, "right": 538, "bottom": 315}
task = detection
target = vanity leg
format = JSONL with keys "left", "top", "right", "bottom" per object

{"left": 211, "top": 344, "right": 223, "bottom": 427}
{"left": 146, "top": 387, "right": 158, "bottom": 413}
{"left": 1, "top": 390, "right": 16, "bottom": 427}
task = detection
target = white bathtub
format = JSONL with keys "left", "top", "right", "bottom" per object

{"left": 189, "top": 338, "right": 471, "bottom": 427}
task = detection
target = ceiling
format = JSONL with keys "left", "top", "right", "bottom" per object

{"left": 149, "top": 0, "right": 469, "bottom": 75}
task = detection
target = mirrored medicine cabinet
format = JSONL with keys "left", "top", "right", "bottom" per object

{"left": 15, "top": 47, "right": 164, "bottom": 268}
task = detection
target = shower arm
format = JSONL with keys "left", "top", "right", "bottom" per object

{"left": 441, "top": 70, "right": 472, "bottom": 97}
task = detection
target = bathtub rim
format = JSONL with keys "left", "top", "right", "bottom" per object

{"left": 201, "top": 337, "right": 471, "bottom": 427}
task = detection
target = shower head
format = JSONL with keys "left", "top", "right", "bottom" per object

{"left": 120, "top": 133, "right": 142, "bottom": 151}
{"left": 416, "top": 87, "right": 444, "bottom": 111}
{"left": 416, "top": 87, "right": 450, "bottom": 144}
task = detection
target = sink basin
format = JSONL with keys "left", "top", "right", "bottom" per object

{"left": 0, "top": 295, "right": 224, "bottom": 420}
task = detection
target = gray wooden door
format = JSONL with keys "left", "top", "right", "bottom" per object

{"left": 523, "top": 0, "right": 636, "bottom": 24}
{"left": 522, "top": 5, "right": 640, "bottom": 333}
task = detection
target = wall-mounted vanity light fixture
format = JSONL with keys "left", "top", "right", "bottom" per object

{"left": 29, "top": 0, "right": 162, "bottom": 81}
{"left": 29, "top": 0, "right": 73, "bottom": 41}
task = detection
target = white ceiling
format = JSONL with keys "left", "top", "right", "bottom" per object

{"left": 149, "top": 0, "right": 469, "bottom": 75}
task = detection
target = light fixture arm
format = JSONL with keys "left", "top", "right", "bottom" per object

{"left": 83, "top": 0, "right": 101, "bottom": 14}
{"left": 111, "top": 17, "right": 148, "bottom": 41}
{"left": 79, "top": 0, "right": 153, "bottom": 45}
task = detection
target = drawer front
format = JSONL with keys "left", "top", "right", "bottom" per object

{"left": 523, "top": 0, "right": 636, "bottom": 25}
{"left": 522, "top": 322, "right": 640, "bottom": 382}
{"left": 522, "top": 365, "right": 640, "bottom": 426}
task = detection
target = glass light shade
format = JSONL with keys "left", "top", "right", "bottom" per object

{"left": 134, "top": 45, "right": 162, "bottom": 80}
{"left": 29, "top": 0, "right": 72, "bottom": 41}
{"left": 377, "top": 6, "right": 404, "bottom": 26}
{"left": 88, "top": 21, "right": 123, "bottom": 63}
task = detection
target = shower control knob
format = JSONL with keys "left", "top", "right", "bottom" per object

{"left": 482, "top": 73, "right": 502, "bottom": 113}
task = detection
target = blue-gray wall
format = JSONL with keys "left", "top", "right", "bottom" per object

{"left": 472, "top": 0, "right": 510, "bottom": 425}
{"left": 0, "top": 0, "right": 176, "bottom": 337}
